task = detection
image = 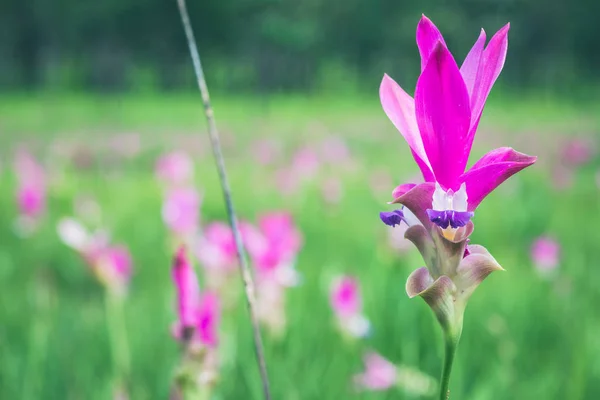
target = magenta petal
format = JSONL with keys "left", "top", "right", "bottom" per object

{"left": 380, "top": 74, "right": 433, "bottom": 180}
{"left": 391, "top": 183, "right": 417, "bottom": 199}
{"left": 415, "top": 44, "right": 472, "bottom": 190}
{"left": 461, "top": 147, "right": 537, "bottom": 210}
{"left": 172, "top": 246, "right": 201, "bottom": 328}
{"left": 197, "top": 291, "right": 220, "bottom": 347}
{"left": 391, "top": 182, "right": 435, "bottom": 229}
{"left": 467, "top": 24, "right": 509, "bottom": 147}
{"left": 416, "top": 15, "right": 447, "bottom": 71}
{"left": 460, "top": 29, "right": 486, "bottom": 98}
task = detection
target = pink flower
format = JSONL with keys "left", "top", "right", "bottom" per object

{"left": 171, "top": 247, "right": 220, "bottom": 347}
{"left": 57, "top": 218, "right": 133, "bottom": 290}
{"left": 331, "top": 276, "right": 361, "bottom": 318}
{"left": 319, "top": 137, "right": 352, "bottom": 165}
{"left": 330, "top": 276, "right": 370, "bottom": 338}
{"left": 243, "top": 212, "right": 302, "bottom": 277}
{"left": 291, "top": 146, "right": 320, "bottom": 179}
{"left": 274, "top": 168, "right": 300, "bottom": 197}
{"left": 560, "top": 138, "right": 594, "bottom": 167}
{"left": 379, "top": 15, "right": 535, "bottom": 232}
{"left": 354, "top": 352, "right": 397, "bottom": 391}
{"left": 251, "top": 139, "right": 282, "bottom": 166}
{"left": 173, "top": 246, "right": 201, "bottom": 328}
{"left": 14, "top": 150, "right": 46, "bottom": 219}
{"left": 162, "top": 187, "right": 201, "bottom": 237}
{"left": 196, "top": 292, "right": 220, "bottom": 347}
{"left": 240, "top": 212, "right": 302, "bottom": 334}
{"left": 155, "top": 151, "right": 194, "bottom": 186}
{"left": 196, "top": 222, "right": 237, "bottom": 271}
{"left": 531, "top": 236, "right": 560, "bottom": 272}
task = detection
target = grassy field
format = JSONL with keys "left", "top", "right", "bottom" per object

{"left": 1, "top": 92, "right": 600, "bottom": 399}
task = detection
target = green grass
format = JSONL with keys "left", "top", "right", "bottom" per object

{"left": 1, "top": 92, "right": 600, "bottom": 399}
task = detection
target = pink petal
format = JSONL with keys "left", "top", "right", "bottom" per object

{"left": 162, "top": 187, "right": 201, "bottom": 235}
{"left": 415, "top": 44, "right": 471, "bottom": 190}
{"left": 460, "top": 29, "right": 487, "bottom": 97}
{"left": 330, "top": 276, "right": 361, "bottom": 318}
{"left": 391, "top": 183, "right": 417, "bottom": 200}
{"left": 391, "top": 182, "right": 435, "bottom": 229}
{"left": 197, "top": 291, "right": 220, "bottom": 347}
{"left": 380, "top": 74, "right": 433, "bottom": 180}
{"left": 461, "top": 147, "right": 536, "bottom": 210}
{"left": 467, "top": 24, "right": 510, "bottom": 148}
{"left": 172, "top": 246, "right": 201, "bottom": 328}
{"left": 416, "top": 15, "right": 447, "bottom": 71}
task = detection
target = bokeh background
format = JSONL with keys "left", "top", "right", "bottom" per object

{"left": 1, "top": 0, "right": 600, "bottom": 399}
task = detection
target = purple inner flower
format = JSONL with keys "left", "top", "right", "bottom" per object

{"left": 379, "top": 209, "right": 405, "bottom": 227}
{"left": 426, "top": 209, "right": 473, "bottom": 229}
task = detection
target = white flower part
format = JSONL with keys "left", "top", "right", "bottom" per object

{"left": 57, "top": 217, "right": 90, "bottom": 251}
{"left": 403, "top": 207, "right": 421, "bottom": 227}
{"left": 345, "top": 314, "right": 371, "bottom": 338}
{"left": 431, "top": 182, "right": 469, "bottom": 212}
{"left": 432, "top": 182, "right": 447, "bottom": 210}
{"left": 452, "top": 183, "right": 468, "bottom": 211}
{"left": 275, "top": 263, "right": 302, "bottom": 287}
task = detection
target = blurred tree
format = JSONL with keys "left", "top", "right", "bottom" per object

{"left": 0, "top": 0, "right": 592, "bottom": 92}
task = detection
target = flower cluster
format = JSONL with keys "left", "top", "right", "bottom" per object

{"left": 379, "top": 15, "right": 536, "bottom": 333}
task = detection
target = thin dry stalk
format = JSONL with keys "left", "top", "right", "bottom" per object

{"left": 174, "top": 0, "right": 272, "bottom": 399}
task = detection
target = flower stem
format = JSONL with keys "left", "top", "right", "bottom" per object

{"left": 104, "top": 289, "right": 130, "bottom": 393}
{"left": 439, "top": 331, "right": 461, "bottom": 400}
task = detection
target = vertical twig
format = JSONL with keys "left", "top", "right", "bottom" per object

{"left": 174, "top": 1, "right": 272, "bottom": 399}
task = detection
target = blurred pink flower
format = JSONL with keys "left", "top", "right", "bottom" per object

{"left": 162, "top": 187, "right": 201, "bottom": 237}
{"left": 171, "top": 247, "right": 221, "bottom": 348}
{"left": 330, "top": 275, "right": 370, "bottom": 338}
{"left": 58, "top": 218, "right": 133, "bottom": 291}
{"left": 196, "top": 222, "right": 237, "bottom": 271}
{"left": 196, "top": 292, "right": 220, "bottom": 347}
{"left": 251, "top": 139, "right": 282, "bottom": 166}
{"left": 531, "top": 236, "right": 560, "bottom": 272}
{"left": 292, "top": 146, "right": 320, "bottom": 180}
{"left": 551, "top": 165, "right": 574, "bottom": 190}
{"left": 173, "top": 246, "right": 201, "bottom": 328}
{"left": 274, "top": 168, "right": 300, "bottom": 197}
{"left": 243, "top": 212, "right": 302, "bottom": 278}
{"left": 109, "top": 133, "right": 141, "bottom": 159}
{"left": 319, "top": 137, "right": 352, "bottom": 165}
{"left": 354, "top": 352, "right": 397, "bottom": 391}
{"left": 331, "top": 276, "right": 361, "bottom": 318}
{"left": 560, "top": 138, "right": 594, "bottom": 167}
{"left": 14, "top": 150, "right": 46, "bottom": 219}
{"left": 241, "top": 212, "right": 302, "bottom": 335}
{"left": 155, "top": 151, "right": 194, "bottom": 186}
{"left": 94, "top": 245, "right": 133, "bottom": 289}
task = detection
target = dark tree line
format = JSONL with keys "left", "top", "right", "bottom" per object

{"left": 0, "top": 0, "right": 596, "bottom": 92}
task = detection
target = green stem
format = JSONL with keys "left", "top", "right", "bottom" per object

{"left": 439, "top": 332, "right": 461, "bottom": 400}
{"left": 104, "top": 289, "right": 131, "bottom": 390}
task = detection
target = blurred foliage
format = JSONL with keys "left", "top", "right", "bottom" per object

{"left": 1, "top": 0, "right": 598, "bottom": 92}
{"left": 0, "top": 95, "right": 599, "bottom": 398}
